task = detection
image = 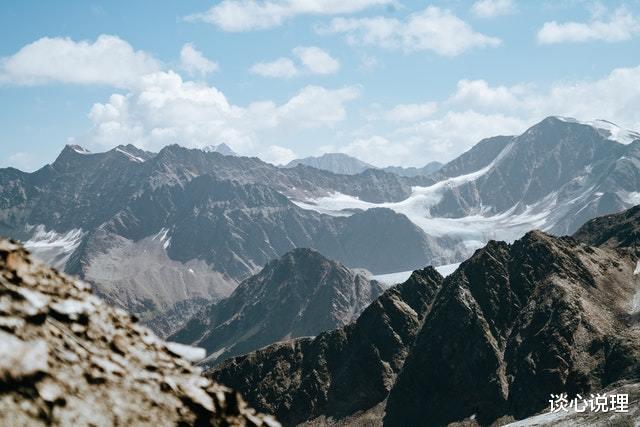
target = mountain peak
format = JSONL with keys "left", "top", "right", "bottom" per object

{"left": 170, "top": 248, "right": 384, "bottom": 367}
{"left": 285, "top": 152, "right": 373, "bottom": 175}
{"left": 203, "top": 143, "right": 237, "bottom": 156}
{"left": 65, "top": 144, "right": 91, "bottom": 154}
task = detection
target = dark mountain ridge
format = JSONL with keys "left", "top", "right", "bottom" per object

{"left": 170, "top": 248, "right": 385, "bottom": 367}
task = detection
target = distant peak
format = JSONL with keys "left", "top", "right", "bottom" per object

{"left": 203, "top": 143, "right": 237, "bottom": 156}
{"left": 65, "top": 144, "right": 91, "bottom": 154}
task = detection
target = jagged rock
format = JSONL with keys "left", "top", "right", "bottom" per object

{"left": 170, "top": 248, "right": 385, "bottom": 367}
{"left": 0, "top": 239, "right": 279, "bottom": 427}
{"left": 209, "top": 267, "right": 443, "bottom": 426}
{"left": 384, "top": 230, "right": 640, "bottom": 426}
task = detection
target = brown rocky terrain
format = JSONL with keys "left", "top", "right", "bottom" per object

{"left": 0, "top": 239, "right": 279, "bottom": 426}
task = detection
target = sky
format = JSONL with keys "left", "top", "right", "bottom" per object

{"left": 1, "top": 0, "right": 640, "bottom": 171}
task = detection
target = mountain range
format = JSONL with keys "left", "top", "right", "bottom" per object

{"left": 284, "top": 152, "right": 443, "bottom": 177}
{"left": 209, "top": 204, "right": 640, "bottom": 426}
{"left": 1, "top": 116, "right": 638, "bottom": 338}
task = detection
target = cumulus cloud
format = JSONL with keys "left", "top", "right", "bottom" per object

{"left": 0, "top": 35, "right": 161, "bottom": 88}
{"left": 319, "top": 6, "right": 501, "bottom": 56}
{"left": 250, "top": 57, "right": 299, "bottom": 78}
{"left": 292, "top": 46, "right": 339, "bottom": 75}
{"left": 471, "top": 0, "right": 515, "bottom": 18}
{"left": 251, "top": 46, "right": 339, "bottom": 78}
{"left": 343, "top": 63, "right": 640, "bottom": 166}
{"left": 185, "top": 0, "right": 393, "bottom": 32}
{"left": 449, "top": 79, "right": 531, "bottom": 110}
{"left": 83, "top": 70, "right": 360, "bottom": 155}
{"left": 179, "top": 43, "right": 219, "bottom": 76}
{"left": 339, "top": 111, "right": 525, "bottom": 166}
{"left": 259, "top": 145, "right": 297, "bottom": 165}
{"left": 383, "top": 103, "right": 438, "bottom": 122}
{"left": 537, "top": 7, "right": 640, "bottom": 44}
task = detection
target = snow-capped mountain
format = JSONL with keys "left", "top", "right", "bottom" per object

{"left": 0, "top": 142, "right": 453, "bottom": 334}
{"left": 292, "top": 117, "right": 640, "bottom": 262}
{"left": 1, "top": 116, "right": 639, "bottom": 335}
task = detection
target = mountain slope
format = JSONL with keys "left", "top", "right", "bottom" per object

{"left": 292, "top": 117, "right": 640, "bottom": 262}
{"left": 0, "top": 238, "right": 278, "bottom": 426}
{"left": 170, "top": 248, "right": 385, "bottom": 367}
{"left": 209, "top": 267, "right": 443, "bottom": 426}
{"left": 384, "top": 229, "right": 640, "bottom": 425}
{"left": 206, "top": 205, "right": 640, "bottom": 426}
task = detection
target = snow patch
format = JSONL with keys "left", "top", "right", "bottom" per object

{"left": 619, "top": 191, "right": 640, "bottom": 206}
{"left": 555, "top": 117, "right": 640, "bottom": 144}
{"left": 152, "top": 228, "right": 172, "bottom": 249}
{"left": 24, "top": 225, "right": 85, "bottom": 269}
{"left": 69, "top": 144, "right": 90, "bottom": 154}
{"left": 165, "top": 342, "right": 206, "bottom": 362}
{"left": 115, "top": 147, "right": 145, "bottom": 163}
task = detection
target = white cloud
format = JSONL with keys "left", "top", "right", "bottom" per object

{"left": 83, "top": 70, "right": 360, "bottom": 155}
{"left": 259, "top": 145, "right": 297, "bottom": 165}
{"left": 449, "top": 79, "right": 530, "bottom": 110}
{"left": 179, "top": 43, "right": 219, "bottom": 76}
{"left": 251, "top": 46, "right": 339, "bottom": 78}
{"left": 537, "top": 7, "right": 640, "bottom": 44}
{"left": 319, "top": 6, "right": 501, "bottom": 56}
{"left": 250, "top": 57, "right": 299, "bottom": 78}
{"left": 471, "top": 0, "right": 515, "bottom": 18}
{"left": 293, "top": 46, "right": 339, "bottom": 75}
{"left": 0, "top": 35, "right": 161, "bottom": 88}
{"left": 383, "top": 103, "right": 438, "bottom": 122}
{"left": 4, "top": 152, "right": 37, "bottom": 172}
{"left": 185, "top": 0, "right": 394, "bottom": 32}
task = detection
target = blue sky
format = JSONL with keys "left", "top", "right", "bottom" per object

{"left": 1, "top": 0, "right": 640, "bottom": 170}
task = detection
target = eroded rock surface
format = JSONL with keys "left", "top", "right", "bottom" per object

{"left": 0, "top": 239, "right": 279, "bottom": 427}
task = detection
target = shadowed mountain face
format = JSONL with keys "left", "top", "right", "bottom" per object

{"left": 209, "top": 267, "right": 443, "bottom": 426}
{"left": 0, "top": 239, "right": 278, "bottom": 426}
{"left": 210, "top": 206, "right": 640, "bottom": 426}
{"left": 573, "top": 204, "right": 640, "bottom": 250}
{"left": 384, "top": 229, "right": 640, "bottom": 426}
{"left": 170, "top": 248, "right": 385, "bottom": 368}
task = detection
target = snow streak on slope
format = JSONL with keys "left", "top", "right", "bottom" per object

{"left": 291, "top": 140, "right": 561, "bottom": 254}
{"left": 24, "top": 225, "right": 85, "bottom": 269}
{"left": 116, "top": 147, "right": 145, "bottom": 163}
{"left": 556, "top": 117, "right": 640, "bottom": 144}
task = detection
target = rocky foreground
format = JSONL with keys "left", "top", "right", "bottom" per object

{"left": 0, "top": 239, "right": 279, "bottom": 426}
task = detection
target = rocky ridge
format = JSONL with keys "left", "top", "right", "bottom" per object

{"left": 209, "top": 267, "right": 443, "bottom": 426}
{"left": 170, "top": 248, "right": 385, "bottom": 368}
